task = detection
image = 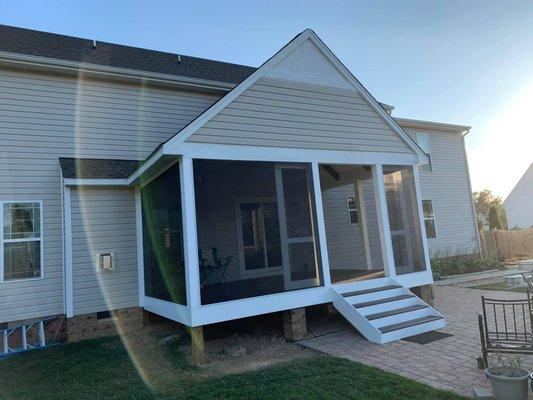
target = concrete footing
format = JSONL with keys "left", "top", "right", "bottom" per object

{"left": 283, "top": 307, "right": 307, "bottom": 341}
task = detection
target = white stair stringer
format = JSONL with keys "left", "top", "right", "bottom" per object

{"left": 331, "top": 277, "right": 445, "bottom": 344}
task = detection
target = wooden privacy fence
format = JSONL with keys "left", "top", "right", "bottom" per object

{"left": 480, "top": 228, "right": 533, "bottom": 260}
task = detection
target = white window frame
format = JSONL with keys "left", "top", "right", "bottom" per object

{"left": 0, "top": 200, "right": 44, "bottom": 283}
{"left": 422, "top": 199, "right": 437, "bottom": 240}
{"left": 346, "top": 195, "right": 359, "bottom": 225}
{"left": 415, "top": 133, "right": 432, "bottom": 172}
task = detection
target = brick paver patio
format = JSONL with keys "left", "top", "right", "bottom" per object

{"left": 301, "top": 285, "right": 533, "bottom": 397}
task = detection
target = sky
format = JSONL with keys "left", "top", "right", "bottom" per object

{"left": 1, "top": 0, "right": 532, "bottom": 199}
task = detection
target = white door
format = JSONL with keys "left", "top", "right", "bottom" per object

{"left": 275, "top": 165, "right": 321, "bottom": 290}
{"left": 384, "top": 172, "right": 414, "bottom": 272}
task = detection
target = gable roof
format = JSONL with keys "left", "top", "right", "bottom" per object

{"left": 504, "top": 163, "right": 533, "bottom": 204}
{"left": 0, "top": 24, "right": 255, "bottom": 85}
{"left": 59, "top": 157, "right": 140, "bottom": 179}
{"left": 159, "top": 29, "right": 428, "bottom": 160}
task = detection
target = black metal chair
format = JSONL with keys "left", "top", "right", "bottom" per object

{"left": 478, "top": 284, "right": 533, "bottom": 368}
{"left": 199, "top": 247, "right": 232, "bottom": 286}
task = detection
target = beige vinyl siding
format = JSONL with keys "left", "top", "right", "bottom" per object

{"left": 0, "top": 67, "right": 219, "bottom": 323}
{"left": 71, "top": 187, "right": 138, "bottom": 315}
{"left": 403, "top": 127, "right": 479, "bottom": 257}
{"left": 322, "top": 184, "right": 365, "bottom": 270}
{"left": 188, "top": 77, "right": 415, "bottom": 153}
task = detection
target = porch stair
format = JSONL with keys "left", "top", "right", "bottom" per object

{"left": 331, "top": 277, "right": 445, "bottom": 344}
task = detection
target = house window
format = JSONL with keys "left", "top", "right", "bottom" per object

{"left": 347, "top": 196, "right": 358, "bottom": 224}
{"left": 416, "top": 133, "right": 432, "bottom": 171}
{"left": 1, "top": 201, "right": 43, "bottom": 281}
{"left": 422, "top": 200, "right": 436, "bottom": 239}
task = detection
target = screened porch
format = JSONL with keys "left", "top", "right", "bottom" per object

{"left": 139, "top": 158, "right": 428, "bottom": 310}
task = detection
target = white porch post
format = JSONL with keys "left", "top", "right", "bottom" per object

{"left": 412, "top": 166, "right": 432, "bottom": 273}
{"left": 356, "top": 180, "right": 373, "bottom": 270}
{"left": 371, "top": 164, "right": 396, "bottom": 278}
{"left": 64, "top": 185, "right": 74, "bottom": 318}
{"left": 135, "top": 188, "right": 145, "bottom": 308}
{"left": 311, "top": 162, "right": 331, "bottom": 286}
{"left": 180, "top": 156, "right": 201, "bottom": 310}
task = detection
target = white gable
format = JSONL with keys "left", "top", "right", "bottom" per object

{"left": 265, "top": 39, "right": 352, "bottom": 89}
{"left": 161, "top": 29, "right": 427, "bottom": 163}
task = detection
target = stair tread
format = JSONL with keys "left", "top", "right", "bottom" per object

{"left": 342, "top": 285, "right": 402, "bottom": 298}
{"left": 379, "top": 315, "right": 443, "bottom": 333}
{"left": 367, "top": 304, "right": 428, "bottom": 321}
{"left": 353, "top": 294, "right": 413, "bottom": 309}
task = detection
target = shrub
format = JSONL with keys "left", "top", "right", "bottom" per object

{"left": 431, "top": 255, "right": 504, "bottom": 280}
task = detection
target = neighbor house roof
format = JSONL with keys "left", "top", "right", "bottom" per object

{"left": 59, "top": 157, "right": 140, "bottom": 179}
{"left": 0, "top": 24, "right": 255, "bottom": 85}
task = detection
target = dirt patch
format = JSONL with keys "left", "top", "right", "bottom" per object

{"left": 140, "top": 306, "right": 350, "bottom": 376}
{"left": 188, "top": 333, "right": 316, "bottom": 375}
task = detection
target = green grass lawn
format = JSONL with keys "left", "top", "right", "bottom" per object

{"left": 0, "top": 335, "right": 467, "bottom": 400}
{"left": 467, "top": 281, "right": 528, "bottom": 293}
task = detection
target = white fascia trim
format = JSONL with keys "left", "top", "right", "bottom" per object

{"left": 160, "top": 29, "right": 428, "bottom": 165}
{"left": 161, "top": 32, "right": 312, "bottom": 148}
{"left": 143, "top": 296, "right": 191, "bottom": 326}
{"left": 0, "top": 51, "right": 236, "bottom": 92}
{"left": 190, "top": 286, "right": 331, "bottom": 326}
{"left": 126, "top": 148, "right": 166, "bottom": 185}
{"left": 63, "top": 178, "right": 128, "bottom": 186}
{"left": 177, "top": 142, "right": 419, "bottom": 165}
{"left": 136, "top": 29, "right": 429, "bottom": 172}
{"left": 306, "top": 33, "right": 429, "bottom": 164}
{"left": 395, "top": 117, "right": 471, "bottom": 136}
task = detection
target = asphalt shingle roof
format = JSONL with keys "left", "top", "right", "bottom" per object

{"left": 0, "top": 24, "right": 256, "bottom": 84}
{"left": 59, "top": 158, "right": 141, "bottom": 179}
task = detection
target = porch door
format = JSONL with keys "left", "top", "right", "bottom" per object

{"left": 384, "top": 172, "right": 414, "bottom": 270}
{"left": 275, "top": 165, "right": 320, "bottom": 290}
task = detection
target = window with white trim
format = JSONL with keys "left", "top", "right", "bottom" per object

{"left": 422, "top": 200, "right": 436, "bottom": 239}
{"left": 347, "top": 196, "right": 359, "bottom": 224}
{"left": 416, "top": 133, "right": 432, "bottom": 171}
{"left": 1, "top": 201, "right": 43, "bottom": 281}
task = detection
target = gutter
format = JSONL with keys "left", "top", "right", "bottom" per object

{"left": 395, "top": 117, "right": 471, "bottom": 136}
{"left": 0, "top": 50, "right": 237, "bottom": 92}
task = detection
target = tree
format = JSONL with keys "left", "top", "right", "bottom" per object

{"left": 473, "top": 189, "right": 508, "bottom": 230}
{"left": 488, "top": 206, "right": 501, "bottom": 230}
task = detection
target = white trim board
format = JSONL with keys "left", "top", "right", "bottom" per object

{"left": 63, "top": 178, "right": 128, "bottom": 187}
{"left": 179, "top": 143, "right": 420, "bottom": 165}
{"left": 190, "top": 286, "right": 332, "bottom": 326}
{"left": 64, "top": 187, "right": 73, "bottom": 318}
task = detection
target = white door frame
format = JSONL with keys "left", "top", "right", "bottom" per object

{"left": 275, "top": 164, "right": 321, "bottom": 290}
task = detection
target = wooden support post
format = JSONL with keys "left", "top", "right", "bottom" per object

{"left": 411, "top": 285, "right": 434, "bottom": 307}
{"left": 190, "top": 326, "right": 205, "bottom": 366}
